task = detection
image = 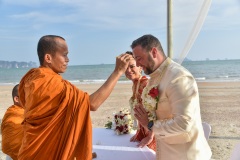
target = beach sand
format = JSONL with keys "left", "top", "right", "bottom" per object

{"left": 0, "top": 82, "right": 239, "bottom": 160}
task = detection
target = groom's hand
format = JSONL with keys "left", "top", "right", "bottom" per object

{"left": 134, "top": 104, "right": 149, "bottom": 129}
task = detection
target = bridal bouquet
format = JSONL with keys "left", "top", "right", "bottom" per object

{"left": 113, "top": 108, "right": 133, "bottom": 135}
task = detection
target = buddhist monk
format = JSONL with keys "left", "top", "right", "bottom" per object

{"left": 18, "top": 35, "right": 132, "bottom": 160}
{"left": 1, "top": 84, "right": 24, "bottom": 160}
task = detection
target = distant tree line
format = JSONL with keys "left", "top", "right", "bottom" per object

{"left": 0, "top": 60, "right": 37, "bottom": 69}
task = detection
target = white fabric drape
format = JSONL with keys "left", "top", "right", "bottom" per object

{"left": 172, "top": 0, "right": 212, "bottom": 64}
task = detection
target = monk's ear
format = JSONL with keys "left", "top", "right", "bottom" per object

{"left": 13, "top": 96, "right": 19, "bottom": 103}
{"left": 13, "top": 96, "right": 22, "bottom": 106}
{"left": 44, "top": 53, "right": 52, "bottom": 64}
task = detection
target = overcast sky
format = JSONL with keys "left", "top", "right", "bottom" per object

{"left": 0, "top": 0, "right": 239, "bottom": 65}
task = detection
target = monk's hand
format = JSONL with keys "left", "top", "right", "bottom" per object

{"left": 134, "top": 104, "right": 149, "bottom": 129}
{"left": 114, "top": 53, "right": 133, "bottom": 75}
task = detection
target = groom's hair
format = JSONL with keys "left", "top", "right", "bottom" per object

{"left": 131, "top": 34, "right": 164, "bottom": 54}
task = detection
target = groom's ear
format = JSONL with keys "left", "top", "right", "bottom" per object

{"left": 151, "top": 47, "right": 158, "bottom": 58}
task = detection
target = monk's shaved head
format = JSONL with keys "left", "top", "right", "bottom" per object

{"left": 12, "top": 84, "right": 19, "bottom": 100}
{"left": 37, "top": 35, "right": 65, "bottom": 65}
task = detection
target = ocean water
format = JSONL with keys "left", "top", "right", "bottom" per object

{"left": 0, "top": 59, "right": 240, "bottom": 85}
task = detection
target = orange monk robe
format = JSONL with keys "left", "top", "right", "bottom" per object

{"left": 1, "top": 105, "right": 24, "bottom": 160}
{"left": 18, "top": 67, "right": 92, "bottom": 160}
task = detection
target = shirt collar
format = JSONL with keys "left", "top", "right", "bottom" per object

{"left": 149, "top": 57, "right": 171, "bottom": 79}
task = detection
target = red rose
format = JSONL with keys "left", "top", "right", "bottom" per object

{"left": 118, "top": 126, "right": 123, "bottom": 132}
{"left": 148, "top": 87, "right": 159, "bottom": 99}
{"left": 123, "top": 130, "right": 128, "bottom": 134}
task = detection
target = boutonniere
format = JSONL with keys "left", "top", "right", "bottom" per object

{"left": 148, "top": 87, "right": 159, "bottom": 101}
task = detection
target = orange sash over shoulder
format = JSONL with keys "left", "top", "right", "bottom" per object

{"left": 18, "top": 67, "right": 92, "bottom": 160}
{"left": 1, "top": 105, "right": 24, "bottom": 160}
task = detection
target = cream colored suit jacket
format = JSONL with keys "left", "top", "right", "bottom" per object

{"left": 148, "top": 58, "right": 212, "bottom": 160}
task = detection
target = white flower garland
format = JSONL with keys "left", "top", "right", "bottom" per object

{"left": 129, "top": 98, "right": 138, "bottom": 130}
{"left": 141, "top": 85, "right": 159, "bottom": 121}
{"left": 129, "top": 98, "right": 137, "bottom": 119}
{"left": 141, "top": 58, "right": 171, "bottom": 121}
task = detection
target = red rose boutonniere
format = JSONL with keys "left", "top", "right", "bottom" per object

{"left": 148, "top": 87, "right": 159, "bottom": 99}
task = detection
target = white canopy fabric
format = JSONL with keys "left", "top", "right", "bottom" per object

{"left": 172, "top": 0, "right": 212, "bottom": 64}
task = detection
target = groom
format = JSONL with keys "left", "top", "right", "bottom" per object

{"left": 132, "top": 34, "right": 212, "bottom": 160}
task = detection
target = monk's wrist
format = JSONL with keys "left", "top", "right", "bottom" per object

{"left": 113, "top": 69, "right": 124, "bottom": 78}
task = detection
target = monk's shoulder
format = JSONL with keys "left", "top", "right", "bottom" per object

{"left": 2, "top": 105, "right": 24, "bottom": 126}
{"left": 63, "top": 80, "right": 89, "bottom": 97}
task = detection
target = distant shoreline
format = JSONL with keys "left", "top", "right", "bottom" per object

{"left": 1, "top": 58, "right": 240, "bottom": 67}
{"left": 68, "top": 58, "right": 240, "bottom": 66}
{"left": 0, "top": 60, "right": 37, "bottom": 69}
{"left": 1, "top": 80, "right": 240, "bottom": 87}
{"left": 1, "top": 59, "right": 240, "bottom": 85}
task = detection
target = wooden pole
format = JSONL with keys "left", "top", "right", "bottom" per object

{"left": 167, "top": 0, "right": 173, "bottom": 58}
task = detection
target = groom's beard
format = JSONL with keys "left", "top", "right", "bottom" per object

{"left": 144, "top": 55, "right": 155, "bottom": 75}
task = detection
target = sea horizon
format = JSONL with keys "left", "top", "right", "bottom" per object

{"left": 0, "top": 59, "right": 240, "bottom": 85}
